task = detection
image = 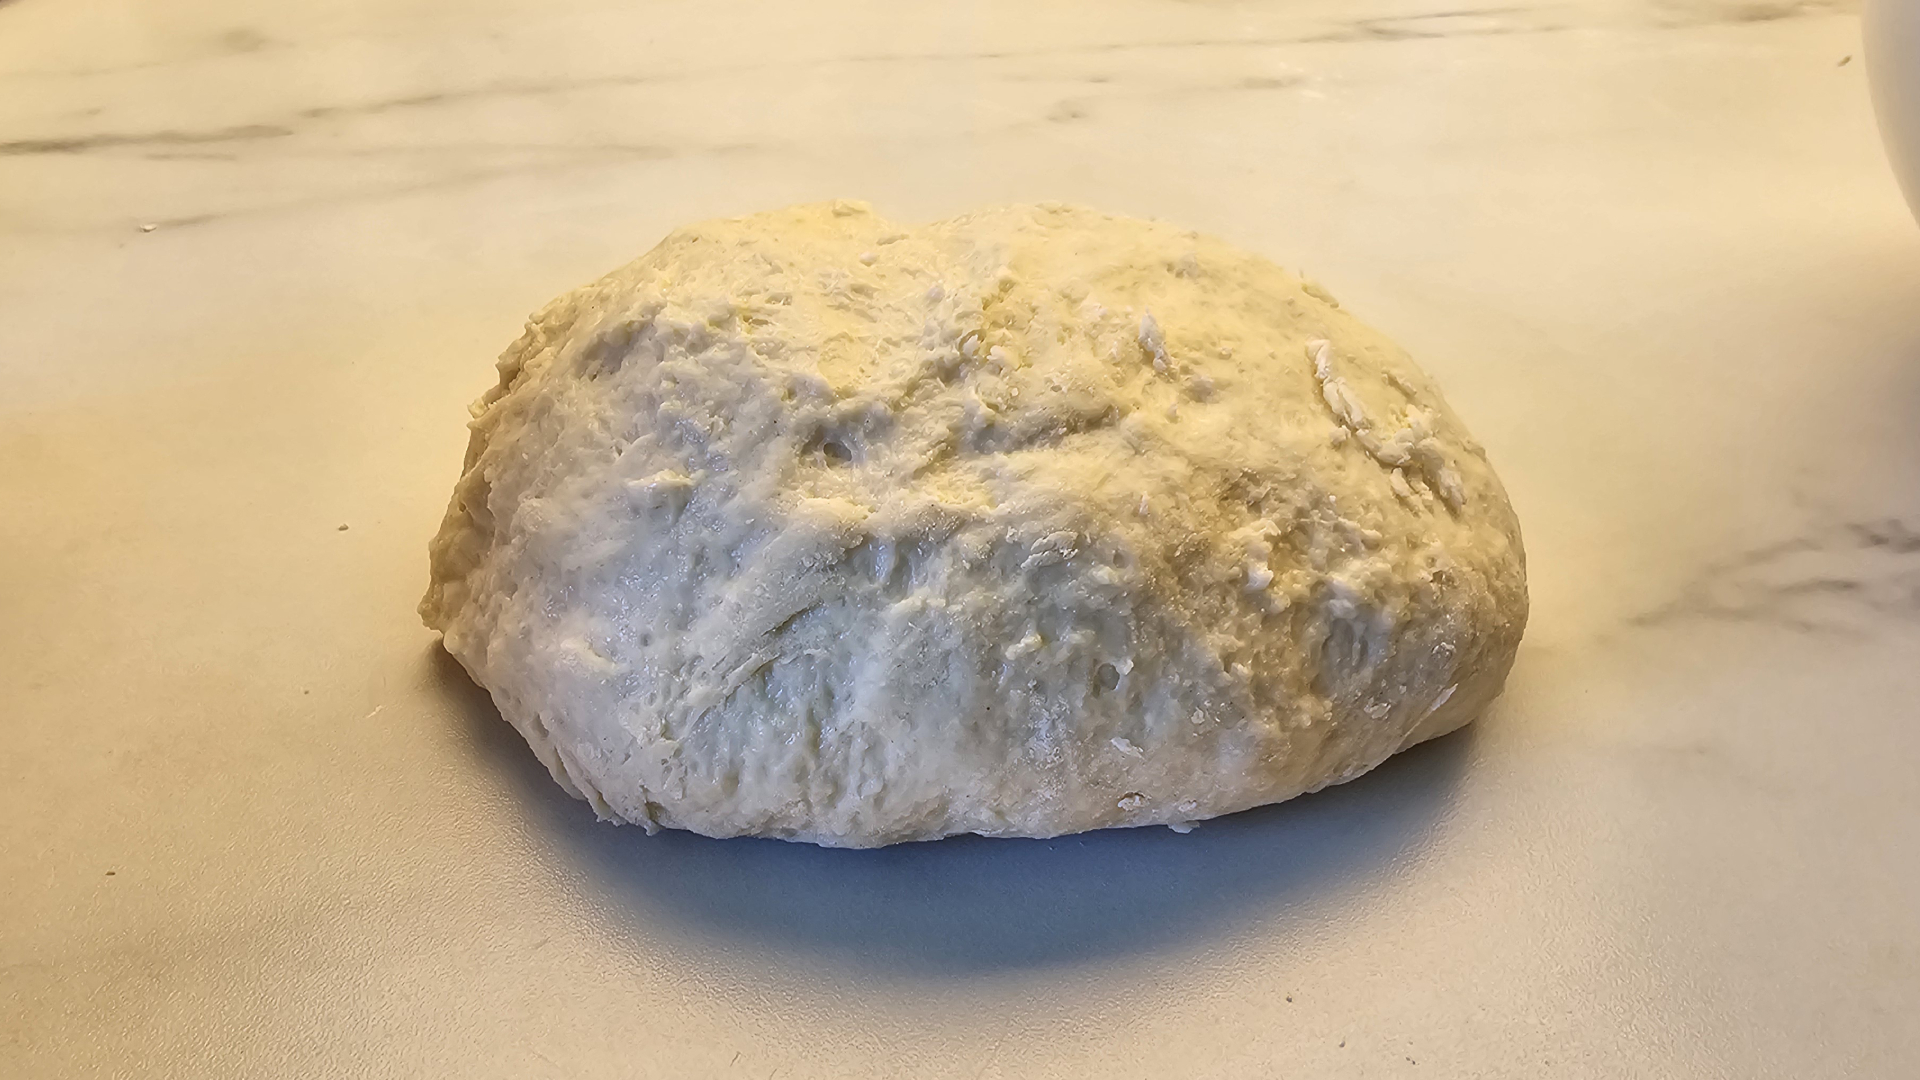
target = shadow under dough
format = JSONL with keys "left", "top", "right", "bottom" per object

{"left": 430, "top": 645, "right": 1475, "bottom": 976}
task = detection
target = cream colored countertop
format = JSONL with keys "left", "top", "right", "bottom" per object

{"left": 5, "top": 1, "right": 1918, "bottom": 1077}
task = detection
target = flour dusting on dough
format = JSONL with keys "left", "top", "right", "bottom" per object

{"left": 420, "top": 203, "right": 1527, "bottom": 847}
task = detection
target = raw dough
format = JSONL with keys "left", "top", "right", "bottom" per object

{"left": 421, "top": 202, "right": 1527, "bottom": 847}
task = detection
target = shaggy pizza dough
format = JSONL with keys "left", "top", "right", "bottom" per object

{"left": 421, "top": 202, "right": 1527, "bottom": 847}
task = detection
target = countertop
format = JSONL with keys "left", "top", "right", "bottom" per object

{"left": 4, "top": 1, "right": 1918, "bottom": 1077}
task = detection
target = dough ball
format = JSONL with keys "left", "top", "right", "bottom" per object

{"left": 421, "top": 202, "right": 1527, "bottom": 848}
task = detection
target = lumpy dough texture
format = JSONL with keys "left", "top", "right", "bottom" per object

{"left": 421, "top": 202, "right": 1527, "bottom": 847}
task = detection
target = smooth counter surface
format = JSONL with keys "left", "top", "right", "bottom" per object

{"left": 4, "top": 1, "right": 1917, "bottom": 1077}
